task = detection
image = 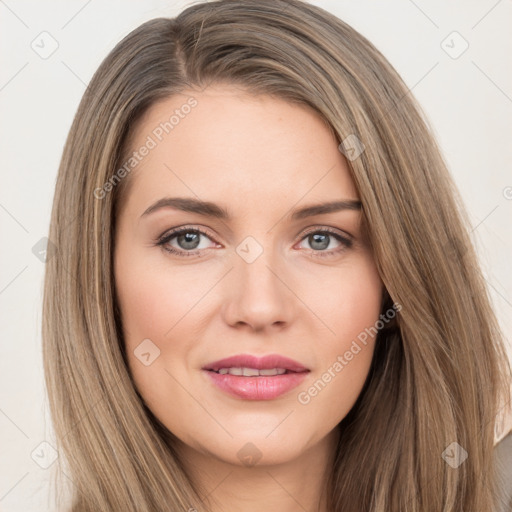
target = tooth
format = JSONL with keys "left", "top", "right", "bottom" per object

{"left": 242, "top": 368, "right": 260, "bottom": 377}
{"left": 259, "top": 368, "right": 278, "bottom": 376}
{"left": 216, "top": 367, "right": 289, "bottom": 376}
{"left": 260, "top": 368, "right": 287, "bottom": 375}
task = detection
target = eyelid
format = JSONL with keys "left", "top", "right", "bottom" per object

{"left": 157, "top": 224, "right": 352, "bottom": 242}
{"left": 294, "top": 226, "right": 353, "bottom": 256}
{"left": 298, "top": 225, "right": 353, "bottom": 241}
{"left": 157, "top": 225, "right": 219, "bottom": 247}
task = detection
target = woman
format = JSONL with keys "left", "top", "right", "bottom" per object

{"left": 42, "top": 0, "right": 512, "bottom": 510}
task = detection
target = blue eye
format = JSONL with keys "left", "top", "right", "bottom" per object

{"left": 156, "top": 226, "right": 352, "bottom": 258}
{"left": 296, "top": 228, "right": 353, "bottom": 258}
{"left": 157, "top": 227, "right": 216, "bottom": 257}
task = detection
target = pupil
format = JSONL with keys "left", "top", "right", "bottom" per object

{"left": 178, "top": 232, "right": 200, "bottom": 250}
{"left": 310, "top": 233, "right": 329, "bottom": 250}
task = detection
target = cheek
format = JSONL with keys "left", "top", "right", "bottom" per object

{"left": 296, "top": 254, "right": 383, "bottom": 412}
{"left": 306, "top": 252, "right": 383, "bottom": 343}
{"left": 115, "top": 250, "right": 204, "bottom": 345}
{"left": 114, "top": 248, "right": 224, "bottom": 390}
{"left": 114, "top": 254, "right": 196, "bottom": 415}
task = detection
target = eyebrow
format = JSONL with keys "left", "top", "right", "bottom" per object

{"left": 141, "top": 196, "right": 362, "bottom": 221}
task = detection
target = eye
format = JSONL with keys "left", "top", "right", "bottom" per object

{"left": 156, "top": 225, "right": 353, "bottom": 259}
{"left": 156, "top": 226, "right": 218, "bottom": 257}
{"left": 295, "top": 228, "right": 353, "bottom": 258}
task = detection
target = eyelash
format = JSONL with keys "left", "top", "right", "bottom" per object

{"left": 155, "top": 225, "right": 353, "bottom": 259}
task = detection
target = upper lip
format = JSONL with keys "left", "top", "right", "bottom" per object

{"left": 202, "top": 354, "right": 309, "bottom": 373}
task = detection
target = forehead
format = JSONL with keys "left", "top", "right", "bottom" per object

{"left": 122, "top": 86, "right": 359, "bottom": 216}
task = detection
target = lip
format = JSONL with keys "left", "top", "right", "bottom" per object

{"left": 202, "top": 354, "right": 310, "bottom": 401}
{"left": 202, "top": 354, "right": 309, "bottom": 372}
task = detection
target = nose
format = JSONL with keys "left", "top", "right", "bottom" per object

{"left": 221, "top": 245, "right": 296, "bottom": 332}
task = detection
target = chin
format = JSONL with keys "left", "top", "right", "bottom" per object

{"left": 180, "top": 427, "right": 319, "bottom": 468}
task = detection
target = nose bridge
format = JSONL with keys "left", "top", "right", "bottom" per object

{"left": 236, "top": 233, "right": 284, "bottom": 297}
{"left": 222, "top": 233, "right": 295, "bottom": 329}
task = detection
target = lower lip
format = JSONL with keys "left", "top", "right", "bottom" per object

{"left": 204, "top": 370, "right": 309, "bottom": 400}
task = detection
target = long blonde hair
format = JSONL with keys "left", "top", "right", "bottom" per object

{"left": 42, "top": 0, "right": 511, "bottom": 510}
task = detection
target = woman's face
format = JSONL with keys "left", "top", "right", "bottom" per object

{"left": 114, "top": 86, "right": 383, "bottom": 467}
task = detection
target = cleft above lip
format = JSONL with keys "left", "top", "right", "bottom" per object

{"left": 202, "top": 354, "right": 309, "bottom": 373}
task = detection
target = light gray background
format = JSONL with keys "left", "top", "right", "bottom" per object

{"left": 1, "top": 0, "right": 511, "bottom": 510}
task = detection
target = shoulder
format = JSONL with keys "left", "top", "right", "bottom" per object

{"left": 494, "top": 399, "right": 512, "bottom": 512}
{"left": 495, "top": 431, "right": 512, "bottom": 512}
{"left": 495, "top": 400, "right": 512, "bottom": 446}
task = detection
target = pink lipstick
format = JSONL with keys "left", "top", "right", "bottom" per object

{"left": 202, "top": 354, "right": 310, "bottom": 400}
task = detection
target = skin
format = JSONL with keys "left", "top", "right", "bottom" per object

{"left": 114, "top": 86, "right": 384, "bottom": 512}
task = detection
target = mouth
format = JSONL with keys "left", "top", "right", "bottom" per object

{"left": 202, "top": 353, "right": 309, "bottom": 373}
{"left": 208, "top": 367, "right": 298, "bottom": 376}
{"left": 202, "top": 354, "right": 310, "bottom": 400}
